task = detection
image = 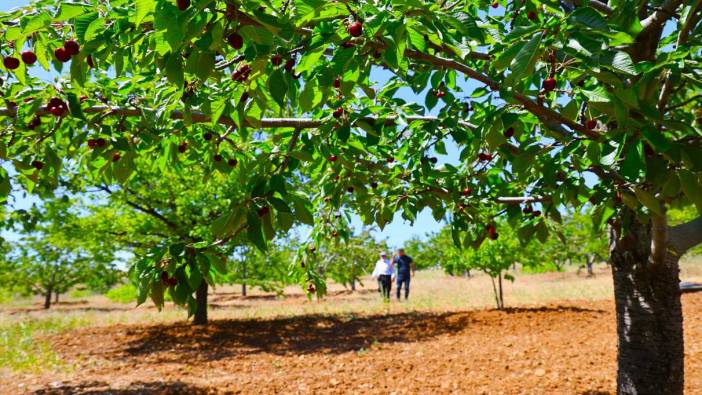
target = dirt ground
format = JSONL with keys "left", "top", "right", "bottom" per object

{"left": 2, "top": 290, "right": 702, "bottom": 395}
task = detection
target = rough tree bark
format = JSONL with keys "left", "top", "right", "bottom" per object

{"left": 608, "top": 210, "right": 702, "bottom": 394}
{"left": 193, "top": 281, "right": 208, "bottom": 326}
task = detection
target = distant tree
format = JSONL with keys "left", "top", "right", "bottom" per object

{"left": 5, "top": 196, "right": 119, "bottom": 308}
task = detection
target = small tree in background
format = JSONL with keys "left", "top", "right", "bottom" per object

{"left": 4, "top": 196, "right": 119, "bottom": 308}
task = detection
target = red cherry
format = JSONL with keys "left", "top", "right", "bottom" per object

{"left": 332, "top": 107, "right": 344, "bottom": 119}
{"left": 486, "top": 224, "right": 496, "bottom": 235}
{"left": 523, "top": 205, "right": 533, "bottom": 214}
{"left": 331, "top": 230, "right": 338, "bottom": 238}
{"left": 96, "top": 138, "right": 107, "bottom": 148}
{"left": 178, "top": 143, "right": 187, "bottom": 153}
{"left": 227, "top": 32, "right": 243, "bottom": 50}
{"left": 462, "top": 187, "right": 472, "bottom": 196}
{"left": 213, "top": 154, "right": 223, "bottom": 162}
{"left": 176, "top": 0, "right": 190, "bottom": 11}
{"left": 284, "top": 59, "right": 295, "bottom": 72}
{"left": 586, "top": 119, "right": 597, "bottom": 129}
{"left": 271, "top": 54, "right": 282, "bottom": 66}
{"left": 532, "top": 210, "right": 542, "bottom": 217}
{"left": 307, "top": 283, "right": 316, "bottom": 293}
{"left": 112, "top": 153, "right": 121, "bottom": 162}
{"left": 228, "top": 158, "right": 238, "bottom": 167}
{"left": 334, "top": 77, "right": 341, "bottom": 89}
{"left": 372, "top": 50, "right": 382, "bottom": 59}
{"left": 491, "top": 1, "right": 499, "bottom": 8}
{"left": 489, "top": 232, "right": 499, "bottom": 240}
{"left": 64, "top": 40, "right": 80, "bottom": 55}
{"left": 348, "top": 21, "right": 363, "bottom": 37}
{"left": 504, "top": 127, "right": 514, "bottom": 138}
{"left": 328, "top": 155, "right": 338, "bottom": 162}
{"left": 27, "top": 116, "right": 41, "bottom": 130}
{"left": 86, "top": 55, "right": 94, "bottom": 68}
{"left": 527, "top": 11, "right": 537, "bottom": 20}
{"left": 49, "top": 106, "right": 65, "bottom": 117}
{"left": 257, "top": 206, "right": 270, "bottom": 217}
{"left": 54, "top": 47, "right": 71, "bottom": 63}
{"left": 87, "top": 139, "right": 97, "bottom": 148}
{"left": 386, "top": 157, "right": 394, "bottom": 164}
{"left": 370, "top": 181, "right": 378, "bottom": 189}
{"left": 3, "top": 57, "right": 20, "bottom": 70}
{"left": 542, "top": 77, "right": 556, "bottom": 92}
{"left": 347, "top": 186, "right": 354, "bottom": 193}
{"left": 31, "top": 160, "right": 43, "bottom": 170}
{"left": 21, "top": 51, "right": 37, "bottom": 65}
{"left": 203, "top": 132, "right": 213, "bottom": 141}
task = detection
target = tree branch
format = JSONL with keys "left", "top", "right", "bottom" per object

{"left": 658, "top": 0, "right": 702, "bottom": 111}
{"left": 641, "top": 0, "right": 684, "bottom": 31}
{"left": 403, "top": 50, "right": 600, "bottom": 140}
{"left": 0, "top": 106, "right": 476, "bottom": 130}
{"left": 669, "top": 216, "right": 702, "bottom": 256}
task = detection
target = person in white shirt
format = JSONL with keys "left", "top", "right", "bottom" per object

{"left": 371, "top": 252, "right": 394, "bottom": 300}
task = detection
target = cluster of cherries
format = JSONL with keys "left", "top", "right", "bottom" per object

{"left": 161, "top": 271, "right": 178, "bottom": 286}
{"left": 55, "top": 40, "right": 80, "bottom": 63}
{"left": 47, "top": 97, "right": 68, "bottom": 117}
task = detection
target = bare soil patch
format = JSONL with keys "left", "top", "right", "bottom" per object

{"left": 3, "top": 292, "right": 702, "bottom": 395}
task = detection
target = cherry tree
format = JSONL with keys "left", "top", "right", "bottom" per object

{"left": 0, "top": 0, "right": 700, "bottom": 393}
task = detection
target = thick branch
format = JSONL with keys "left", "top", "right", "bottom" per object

{"left": 651, "top": 213, "right": 668, "bottom": 264}
{"left": 641, "top": 0, "right": 683, "bottom": 31}
{"left": 0, "top": 106, "right": 476, "bottom": 130}
{"left": 403, "top": 50, "right": 600, "bottom": 140}
{"left": 669, "top": 216, "right": 702, "bottom": 256}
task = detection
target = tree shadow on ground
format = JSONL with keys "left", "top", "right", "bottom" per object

{"left": 580, "top": 391, "right": 611, "bottom": 395}
{"left": 119, "top": 311, "right": 473, "bottom": 363}
{"left": 503, "top": 306, "right": 606, "bottom": 314}
{"left": 32, "top": 380, "right": 217, "bottom": 395}
{"left": 114, "top": 305, "right": 605, "bottom": 364}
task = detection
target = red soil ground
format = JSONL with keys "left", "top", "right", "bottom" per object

{"left": 4, "top": 293, "right": 702, "bottom": 395}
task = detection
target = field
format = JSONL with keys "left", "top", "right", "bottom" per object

{"left": 1, "top": 260, "right": 702, "bottom": 395}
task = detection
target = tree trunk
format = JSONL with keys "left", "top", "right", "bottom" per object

{"left": 351, "top": 277, "right": 356, "bottom": 292}
{"left": 44, "top": 287, "right": 52, "bottom": 309}
{"left": 241, "top": 260, "right": 247, "bottom": 296}
{"left": 54, "top": 292, "right": 59, "bottom": 304}
{"left": 193, "top": 281, "right": 208, "bottom": 326}
{"left": 610, "top": 216, "right": 684, "bottom": 394}
{"left": 498, "top": 271, "right": 504, "bottom": 310}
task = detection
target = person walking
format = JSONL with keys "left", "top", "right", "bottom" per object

{"left": 371, "top": 252, "right": 394, "bottom": 300}
{"left": 393, "top": 248, "right": 415, "bottom": 300}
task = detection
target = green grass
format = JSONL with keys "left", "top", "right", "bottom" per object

{"left": 0, "top": 315, "right": 90, "bottom": 372}
{"left": 105, "top": 283, "right": 137, "bottom": 304}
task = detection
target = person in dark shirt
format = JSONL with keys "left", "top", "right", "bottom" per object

{"left": 392, "top": 248, "right": 415, "bottom": 300}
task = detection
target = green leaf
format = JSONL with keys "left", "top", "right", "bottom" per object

{"left": 569, "top": 7, "right": 609, "bottom": 32}
{"left": 56, "top": 3, "right": 90, "bottom": 21}
{"left": 296, "top": 47, "right": 326, "bottom": 74}
{"left": 133, "top": 0, "right": 155, "bottom": 25}
{"left": 268, "top": 69, "right": 287, "bottom": 107}
{"left": 678, "top": 170, "right": 702, "bottom": 214}
{"left": 165, "top": 53, "right": 184, "bottom": 88}
{"left": 507, "top": 33, "right": 542, "bottom": 85}
{"left": 634, "top": 187, "right": 663, "bottom": 215}
{"left": 246, "top": 211, "right": 267, "bottom": 252}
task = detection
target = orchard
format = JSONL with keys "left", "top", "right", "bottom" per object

{"left": 1, "top": 0, "right": 702, "bottom": 394}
